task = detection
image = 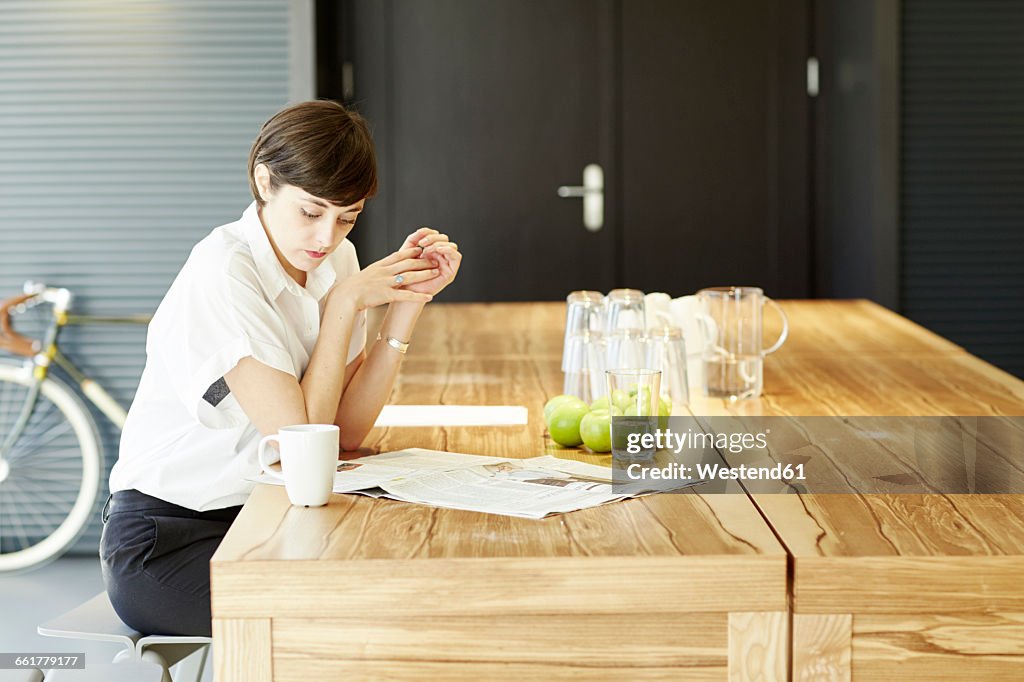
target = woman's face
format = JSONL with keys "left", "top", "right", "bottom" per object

{"left": 254, "top": 165, "right": 364, "bottom": 285}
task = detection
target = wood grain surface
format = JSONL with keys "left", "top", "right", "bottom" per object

{"left": 211, "top": 618, "right": 272, "bottom": 682}
{"left": 728, "top": 611, "right": 788, "bottom": 681}
{"left": 210, "top": 300, "right": 1024, "bottom": 680}
{"left": 684, "top": 299, "right": 1024, "bottom": 565}
{"left": 792, "top": 614, "right": 851, "bottom": 682}
{"left": 794, "top": 556, "right": 1024, "bottom": 613}
{"left": 851, "top": 612, "right": 1024, "bottom": 680}
{"left": 271, "top": 613, "right": 728, "bottom": 681}
{"left": 211, "top": 302, "right": 790, "bottom": 681}
{"left": 689, "top": 299, "right": 1024, "bottom": 679}
{"left": 214, "top": 483, "right": 786, "bottom": 563}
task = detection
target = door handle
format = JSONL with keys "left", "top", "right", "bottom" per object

{"left": 557, "top": 163, "right": 604, "bottom": 232}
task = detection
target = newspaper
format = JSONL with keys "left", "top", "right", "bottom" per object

{"left": 251, "top": 448, "right": 703, "bottom": 519}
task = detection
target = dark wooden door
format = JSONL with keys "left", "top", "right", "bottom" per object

{"left": 334, "top": 0, "right": 810, "bottom": 301}
{"left": 621, "top": 0, "right": 810, "bottom": 296}
{"left": 344, "top": 0, "right": 618, "bottom": 301}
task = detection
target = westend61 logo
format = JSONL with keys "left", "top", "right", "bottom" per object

{"left": 625, "top": 427, "right": 768, "bottom": 456}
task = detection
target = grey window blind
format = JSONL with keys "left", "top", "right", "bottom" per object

{"left": 0, "top": 0, "right": 309, "bottom": 552}
{"left": 901, "top": 0, "right": 1024, "bottom": 378}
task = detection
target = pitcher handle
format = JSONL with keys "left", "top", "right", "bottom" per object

{"left": 763, "top": 297, "right": 789, "bottom": 355}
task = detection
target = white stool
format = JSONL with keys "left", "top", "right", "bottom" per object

{"left": 37, "top": 593, "right": 210, "bottom": 682}
{"left": 46, "top": 660, "right": 165, "bottom": 681}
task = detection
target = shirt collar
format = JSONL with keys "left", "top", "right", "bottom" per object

{"left": 240, "top": 202, "right": 337, "bottom": 301}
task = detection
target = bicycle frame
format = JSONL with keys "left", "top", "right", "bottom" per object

{"left": 0, "top": 284, "right": 150, "bottom": 460}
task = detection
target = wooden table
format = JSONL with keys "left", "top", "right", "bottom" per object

{"left": 211, "top": 300, "right": 1024, "bottom": 681}
{"left": 689, "top": 299, "right": 1024, "bottom": 681}
{"left": 211, "top": 303, "right": 789, "bottom": 681}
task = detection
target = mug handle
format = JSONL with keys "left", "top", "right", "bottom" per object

{"left": 763, "top": 297, "right": 789, "bottom": 355}
{"left": 257, "top": 435, "right": 285, "bottom": 482}
{"left": 695, "top": 313, "right": 726, "bottom": 358}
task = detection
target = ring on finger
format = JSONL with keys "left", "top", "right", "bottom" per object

{"left": 394, "top": 274, "right": 405, "bottom": 285}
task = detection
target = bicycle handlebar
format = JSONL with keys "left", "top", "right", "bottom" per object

{"left": 0, "top": 292, "right": 38, "bottom": 358}
{"left": 22, "top": 281, "right": 74, "bottom": 312}
{"left": 0, "top": 281, "right": 74, "bottom": 358}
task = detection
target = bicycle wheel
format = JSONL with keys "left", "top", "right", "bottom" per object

{"left": 0, "top": 361, "right": 103, "bottom": 572}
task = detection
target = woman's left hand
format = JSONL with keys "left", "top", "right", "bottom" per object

{"left": 398, "top": 227, "right": 461, "bottom": 297}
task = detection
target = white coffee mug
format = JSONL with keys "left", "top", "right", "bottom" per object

{"left": 257, "top": 424, "right": 339, "bottom": 507}
{"left": 644, "top": 292, "right": 673, "bottom": 330}
{"left": 668, "top": 295, "right": 718, "bottom": 392}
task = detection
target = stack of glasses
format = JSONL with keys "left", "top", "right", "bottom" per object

{"left": 561, "top": 289, "right": 689, "bottom": 409}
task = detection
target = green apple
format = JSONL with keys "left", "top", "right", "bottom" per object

{"left": 620, "top": 386, "right": 653, "bottom": 413}
{"left": 580, "top": 410, "right": 613, "bottom": 453}
{"left": 629, "top": 383, "right": 652, "bottom": 398}
{"left": 590, "top": 398, "right": 625, "bottom": 415}
{"left": 623, "top": 398, "right": 653, "bottom": 416}
{"left": 548, "top": 402, "right": 589, "bottom": 447}
{"left": 590, "top": 405, "right": 623, "bottom": 417}
{"left": 610, "top": 389, "right": 631, "bottom": 412}
{"left": 544, "top": 394, "right": 586, "bottom": 424}
{"left": 658, "top": 395, "right": 672, "bottom": 429}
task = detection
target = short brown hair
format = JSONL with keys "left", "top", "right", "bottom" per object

{"left": 248, "top": 100, "right": 378, "bottom": 207}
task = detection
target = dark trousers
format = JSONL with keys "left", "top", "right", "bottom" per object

{"left": 99, "top": 489, "right": 242, "bottom": 637}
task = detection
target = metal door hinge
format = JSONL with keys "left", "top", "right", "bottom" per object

{"left": 342, "top": 62, "right": 355, "bottom": 100}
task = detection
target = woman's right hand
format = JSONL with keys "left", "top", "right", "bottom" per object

{"left": 327, "top": 246, "right": 437, "bottom": 311}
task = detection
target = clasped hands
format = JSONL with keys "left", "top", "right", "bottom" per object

{"left": 327, "top": 227, "right": 461, "bottom": 311}
{"left": 399, "top": 227, "right": 461, "bottom": 296}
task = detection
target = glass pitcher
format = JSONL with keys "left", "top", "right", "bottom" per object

{"left": 697, "top": 286, "right": 788, "bottom": 400}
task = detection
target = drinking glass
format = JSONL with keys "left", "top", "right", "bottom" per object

{"left": 667, "top": 295, "right": 718, "bottom": 394}
{"left": 605, "top": 288, "right": 646, "bottom": 334}
{"left": 606, "top": 328, "right": 647, "bottom": 371}
{"left": 562, "top": 290, "right": 605, "bottom": 372}
{"left": 563, "top": 332, "right": 607, "bottom": 404}
{"left": 607, "top": 369, "right": 661, "bottom": 462}
{"left": 645, "top": 326, "right": 689, "bottom": 408}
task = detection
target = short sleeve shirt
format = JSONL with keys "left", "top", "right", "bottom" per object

{"left": 110, "top": 202, "right": 367, "bottom": 511}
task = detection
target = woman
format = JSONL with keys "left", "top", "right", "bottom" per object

{"left": 100, "top": 100, "right": 461, "bottom": 636}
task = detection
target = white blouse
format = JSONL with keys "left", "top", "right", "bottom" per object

{"left": 110, "top": 202, "right": 367, "bottom": 510}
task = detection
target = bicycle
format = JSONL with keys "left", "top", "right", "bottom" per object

{"left": 0, "top": 282, "right": 150, "bottom": 572}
